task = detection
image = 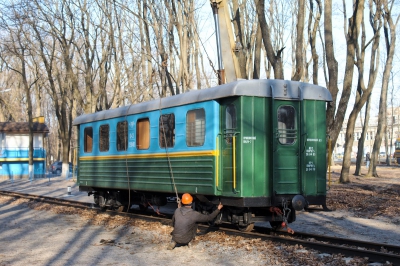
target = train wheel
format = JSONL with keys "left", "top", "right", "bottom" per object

{"left": 115, "top": 205, "right": 127, "bottom": 212}
{"left": 237, "top": 212, "right": 255, "bottom": 232}
{"left": 96, "top": 195, "right": 107, "bottom": 211}
{"left": 269, "top": 221, "right": 284, "bottom": 231}
{"left": 237, "top": 223, "right": 254, "bottom": 232}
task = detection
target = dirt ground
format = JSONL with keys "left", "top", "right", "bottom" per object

{"left": 288, "top": 164, "right": 400, "bottom": 249}
{"left": 326, "top": 165, "right": 400, "bottom": 221}
{"left": 0, "top": 165, "right": 399, "bottom": 265}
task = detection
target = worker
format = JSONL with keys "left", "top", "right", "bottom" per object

{"left": 167, "top": 193, "right": 223, "bottom": 250}
{"left": 366, "top": 152, "right": 371, "bottom": 168}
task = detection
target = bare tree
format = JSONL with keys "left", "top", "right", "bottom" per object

{"left": 0, "top": 3, "right": 39, "bottom": 179}
{"left": 0, "top": 70, "right": 23, "bottom": 121}
{"left": 29, "top": 0, "right": 78, "bottom": 177}
{"left": 255, "top": 0, "right": 284, "bottom": 79}
{"left": 369, "top": 0, "right": 399, "bottom": 177}
{"left": 339, "top": 0, "right": 365, "bottom": 183}
{"left": 230, "top": 0, "right": 251, "bottom": 79}
{"left": 307, "top": 0, "right": 322, "bottom": 84}
{"left": 387, "top": 70, "right": 400, "bottom": 164}
{"left": 291, "top": 0, "right": 305, "bottom": 81}
{"left": 253, "top": 22, "right": 262, "bottom": 79}
{"left": 356, "top": 94, "right": 373, "bottom": 174}
{"left": 147, "top": 1, "right": 174, "bottom": 97}
{"left": 74, "top": 0, "right": 97, "bottom": 114}
{"left": 324, "top": 0, "right": 340, "bottom": 158}
{"left": 342, "top": 0, "right": 382, "bottom": 180}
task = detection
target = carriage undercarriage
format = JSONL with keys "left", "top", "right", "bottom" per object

{"left": 86, "top": 187, "right": 301, "bottom": 232}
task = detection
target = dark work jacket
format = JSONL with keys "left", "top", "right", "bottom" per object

{"left": 171, "top": 206, "right": 220, "bottom": 244}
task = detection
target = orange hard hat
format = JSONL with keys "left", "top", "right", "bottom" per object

{"left": 181, "top": 193, "right": 193, "bottom": 205}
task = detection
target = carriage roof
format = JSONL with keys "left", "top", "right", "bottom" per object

{"left": 73, "top": 79, "right": 332, "bottom": 126}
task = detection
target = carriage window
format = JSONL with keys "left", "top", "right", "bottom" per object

{"left": 277, "top": 106, "right": 296, "bottom": 145}
{"left": 84, "top": 127, "right": 93, "bottom": 153}
{"left": 137, "top": 118, "right": 150, "bottom": 150}
{"left": 186, "top": 109, "right": 205, "bottom": 147}
{"left": 159, "top": 114, "right": 175, "bottom": 148}
{"left": 117, "top": 121, "right": 128, "bottom": 151}
{"left": 99, "top": 125, "right": 110, "bottom": 152}
{"left": 395, "top": 140, "right": 400, "bottom": 148}
{"left": 0, "top": 132, "right": 4, "bottom": 149}
{"left": 225, "top": 104, "right": 236, "bottom": 144}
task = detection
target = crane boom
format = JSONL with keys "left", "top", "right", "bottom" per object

{"left": 211, "top": 0, "right": 241, "bottom": 84}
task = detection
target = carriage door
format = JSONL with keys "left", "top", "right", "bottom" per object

{"left": 219, "top": 98, "right": 239, "bottom": 194}
{"left": 272, "top": 101, "right": 301, "bottom": 196}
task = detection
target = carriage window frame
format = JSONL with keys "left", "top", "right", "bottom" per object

{"left": 136, "top": 118, "right": 150, "bottom": 150}
{"left": 159, "top": 113, "right": 175, "bottom": 148}
{"left": 186, "top": 108, "right": 205, "bottom": 147}
{"left": 277, "top": 105, "right": 297, "bottom": 145}
{"left": 99, "top": 124, "right": 110, "bottom": 152}
{"left": 225, "top": 104, "right": 236, "bottom": 145}
{"left": 395, "top": 140, "right": 400, "bottom": 149}
{"left": 84, "top": 127, "right": 93, "bottom": 153}
{"left": 116, "top": 121, "right": 128, "bottom": 151}
{"left": 0, "top": 132, "right": 5, "bottom": 150}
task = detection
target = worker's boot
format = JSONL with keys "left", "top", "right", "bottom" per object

{"left": 167, "top": 240, "right": 176, "bottom": 250}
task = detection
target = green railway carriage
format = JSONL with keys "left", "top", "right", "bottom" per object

{"left": 73, "top": 79, "right": 332, "bottom": 230}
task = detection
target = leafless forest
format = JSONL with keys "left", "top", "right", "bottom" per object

{"left": 0, "top": 0, "right": 399, "bottom": 182}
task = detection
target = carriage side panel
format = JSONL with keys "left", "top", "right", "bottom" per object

{"left": 301, "top": 100, "right": 327, "bottom": 205}
{"left": 239, "top": 96, "right": 271, "bottom": 198}
{"left": 77, "top": 101, "right": 220, "bottom": 196}
{"left": 218, "top": 96, "right": 271, "bottom": 203}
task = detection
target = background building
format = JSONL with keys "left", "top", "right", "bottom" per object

{"left": 0, "top": 120, "right": 49, "bottom": 180}
{"left": 335, "top": 107, "right": 400, "bottom": 159}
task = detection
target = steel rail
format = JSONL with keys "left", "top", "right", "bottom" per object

{"left": 0, "top": 190, "right": 95, "bottom": 209}
{"left": 255, "top": 226, "right": 400, "bottom": 255}
{"left": 1, "top": 190, "right": 399, "bottom": 264}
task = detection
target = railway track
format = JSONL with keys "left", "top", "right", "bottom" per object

{"left": 1, "top": 190, "right": 399, "bottom": 265}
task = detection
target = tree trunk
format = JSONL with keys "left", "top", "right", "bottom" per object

{"left": 253, "top": 23, "right": 262, "bottom": 79}
{"left": 337, "top": 0, "right": 365, "bottom": 183}
{"left": 231, "top": 0, "right": 247, "bottom": 79}
{"left": 324, "top": 0, "right": 339, "bottom": 158}
{"left": 292, "top": 0, "right": 305, "bottom": 81}
{"left": 369, "top": 2, "right": 399, "bottom": 177}
{"left": 308, "top": 0, "right": 322, "bottom": 84}
{"left": 255, "top": 0, "right": 284, "bottom": 79}
{"left": 355, "top": 0, "right": 382, "bottom": 175}
{"left": 355, "top": 94, "right": 372, "bottom": 175}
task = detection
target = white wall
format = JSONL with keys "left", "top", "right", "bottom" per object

{"left": 2, "top": 134, "right": 43, "bottom": 149}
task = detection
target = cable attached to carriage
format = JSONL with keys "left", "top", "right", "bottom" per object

{"left": 153, "top": 59, "right": 181, "bottom": 208}
{"left": 158, "top": 95, "right": 181, "bottom": 208}
{"left": 124, "top": 104, "right": 135, "bottom": 213}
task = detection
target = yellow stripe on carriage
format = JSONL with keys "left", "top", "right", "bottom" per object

{"left": 0, "top": 158, "right": 45, "bottom": 162}
{"left": 216, "top": 137, "right": 219, "bottom": 188}
{"left": 79, "top": 150, "right": 218, "bottom": 161}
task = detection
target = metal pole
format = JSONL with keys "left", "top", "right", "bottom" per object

{"left": 211, "top": 2, "right": 225, "bottom": 85}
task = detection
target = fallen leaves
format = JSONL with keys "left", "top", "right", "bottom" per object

{"left": 0, "top": 165, "right": 398, "bottom": 265}
{"left": 326, "top": 166, "right": 400, "bottom": 222}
